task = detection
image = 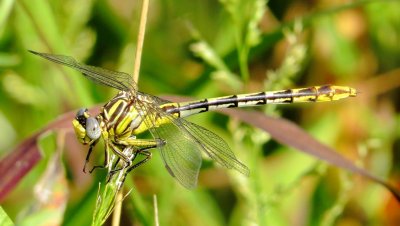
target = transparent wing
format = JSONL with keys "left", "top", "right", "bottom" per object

{"left": 133, "top": 95, "right": 203, "bottom": 188}
{"left": 155, "top": 121, "right": 203, "bottom": 189}
{"left": 136, "top": 93, "right": 249, "bottom": 188}
{"left": 29, "top": 50, "right": 136, "bottom": 92}
{"left": 181, "top": 121, "right": 250, "bottom": 176}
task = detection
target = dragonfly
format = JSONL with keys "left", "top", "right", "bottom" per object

{"left": 29, "top": 50, "right": 357, "bottom": 189}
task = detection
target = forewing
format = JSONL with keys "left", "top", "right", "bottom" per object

{"left": 29, "top": 50, "right": 136, "bottom": 92}
{"left": 182, "top": 121, "right": 250, "bottom": 176}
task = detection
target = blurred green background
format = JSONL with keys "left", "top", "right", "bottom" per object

{"left": 1, "top": 0, "right": 399, "bottom": 225}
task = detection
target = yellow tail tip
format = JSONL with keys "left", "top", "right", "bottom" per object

{"left": 349, "top": 87, "right": 357, "bottom": 97}
{"left": 331, "top": 86, "right": 357, "bottom": 99}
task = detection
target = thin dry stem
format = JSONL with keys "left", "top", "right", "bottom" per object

{"left": 153, "top": 194, "right": 159, "bottom": 226}
{"left": 111, "top": 191, "right": 123, "bottom": 226}
{"left": 132, "top": 0, "right": 149, "bottom": 83}
{"left": 111, "top": 0, "right": 150, "bottom": 224}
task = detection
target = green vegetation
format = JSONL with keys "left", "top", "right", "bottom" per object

{"left": 1, "top": 0, "right": 399, "bottom": 225}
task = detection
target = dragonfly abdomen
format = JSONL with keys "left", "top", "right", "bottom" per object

{"left": 167, "top": 85, "right": 356, "bottom": 118}
{"left": 264, "top": 85, "right": 356, "bottom": 103}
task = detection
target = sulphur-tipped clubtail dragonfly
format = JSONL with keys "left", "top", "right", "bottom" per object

{"left": 29, "top": 50, "right": 357, "bottom": 189}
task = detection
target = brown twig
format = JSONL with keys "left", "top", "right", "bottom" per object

{"left": 153, "top": 194, "right": 159, "bottom": 226}
{"left": 112, "top": 0, "right": 150, "bottom": 224}
{"left": 132, "top": 0, "right": 149, "bottom": 84}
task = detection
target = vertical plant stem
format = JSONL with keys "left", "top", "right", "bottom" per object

{"left": 132, "top": 0, "right": 149, "bottom": 83}
{"left": 111, "top": 192, "right": 123, "bottom": 226}
{"left": 153, "top": 194, "right": 159, "bottom": 226}
{"left": 110, "top": 0, "right": 150, "bottom": 224}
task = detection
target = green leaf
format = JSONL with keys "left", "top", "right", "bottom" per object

{"left": 0, "top": 206, "right": 14, "bottom": 226}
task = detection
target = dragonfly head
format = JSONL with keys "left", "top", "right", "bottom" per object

{"left": 72, "top": 108, "right": 101, "bottom": 144}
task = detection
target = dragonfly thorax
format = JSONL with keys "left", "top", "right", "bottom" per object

{"left": 72, "top": 92, "right": 154, "bottom": 147}
{"left": 101, "top": 91, "right": 146, "bottom": 139}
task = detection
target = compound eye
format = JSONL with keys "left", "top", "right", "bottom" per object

{"left": 76, "top": 108, "right": 88, "bottom": 127}
{"left": 86, "top": 117, "right": 101, "bottom": 140}
{"left": 76, "top": 108, "right": 88, "bottom": 118}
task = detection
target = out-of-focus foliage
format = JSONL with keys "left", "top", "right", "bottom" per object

{"left": 0, "top": 0, "right": 399, "bottom": 225}
{"left": 0, "top": 205, "right": 13, "bottom": 226}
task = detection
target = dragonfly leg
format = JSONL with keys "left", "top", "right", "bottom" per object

{"left": 83, "top": 140, "right": 99, "bottom": 173}
{"left": 110, "top": 139, "right": 165, "bottom": 175}
{"left": 108, "top": 142, "right": 132, "bottom": 163}
{"left": 109, "top": 137, "right": 165, "bottom": 173}
{"left": 116, "top": 137, "right": 166, "bottom": 148}
{"left": 107, "top": 138, "right": 165, "bottom": 186}
{"left": 107, "top": 146, "right": 137, "bottom": 182}
{"left": 88, "top": 142, "right": 111, "bottom": 173}
{"left": 126, "top": 150, "right": 152, "bottom": 173}
{"left": 106, "top": 141, "right": 142, "bottom": 181}
{"left": 116, "top": 150, "right": 152, "bottom": 189}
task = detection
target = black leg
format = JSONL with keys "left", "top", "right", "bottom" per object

{"left": 83, "top": 140, "right": 98, "bottom": 173}
{"left": 106, "top": 153, "right": 135, "bottom": 182}
{"left": 106, "top": 138, "right": 165, "bottom": 188}
{"left": 109, "top": 138, "right": 163, "bottom": 174}
{"left": 116, "top": 150, "right": 152, "bottom": 189}
{"left": 126, "top": 151, "right": 152, "bottom": 174}
{"left": 87, "top": 142, "right": 111, "bottom": 173}
{"left": 110, "top": 143, "right": 157, "bottom": 171}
